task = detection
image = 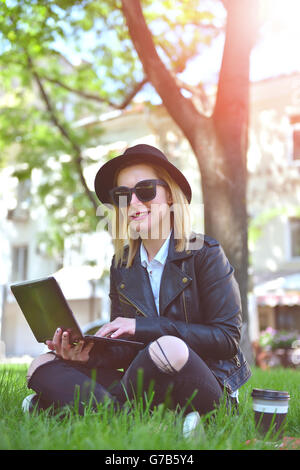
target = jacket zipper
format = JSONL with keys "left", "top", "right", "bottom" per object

{"left": 119, "top": 296, "right": 132, "bottom": 306}
{"left": 117, "top": 289, "right": 148, "bottom": 317}
{"left": 234, "top": 355, "right": 241, "bottom": 367}
{"left": 181, "top": 261, "right": 188, "bottom": 323}
{"left": 182, "top": 290, "right": 188, "bottom": 323}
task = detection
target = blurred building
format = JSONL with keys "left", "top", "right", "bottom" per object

{"left": 1, "top": 72, "right": 300, "bottom": 358}
{"left": 248, "top": 73, "right": 300, "bottom": 334}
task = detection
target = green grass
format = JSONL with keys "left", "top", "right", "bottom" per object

{"left": 0, "top": 364, "right": 299, "bottom": 450}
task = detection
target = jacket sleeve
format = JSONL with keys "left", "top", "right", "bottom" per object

{"left": 85, "top": 259, "right": 137, "bottom": 370}
{"left": 134, "top": 243, "right": 242, "bottom": 360}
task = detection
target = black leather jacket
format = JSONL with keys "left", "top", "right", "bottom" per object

{"left": 88, "top": 232, "right": 251, "bottom": 394}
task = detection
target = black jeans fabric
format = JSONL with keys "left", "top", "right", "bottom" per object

{"left": 28, "top": 344, "right": 223, "bottom": 416}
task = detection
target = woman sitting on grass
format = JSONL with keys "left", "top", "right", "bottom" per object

{"left": 25, "top": 144, "right": 251, "bottom": 426}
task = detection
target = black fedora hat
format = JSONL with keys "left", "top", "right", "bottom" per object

{"left": 94, "top": 144, "right": 192, "bottom": 205}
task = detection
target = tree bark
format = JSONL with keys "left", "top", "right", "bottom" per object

{"left": 121, "top": 0, "right": 259, "bottom": 363}
{"left": 121, "top": 0, "right": 204, "bottom": 142}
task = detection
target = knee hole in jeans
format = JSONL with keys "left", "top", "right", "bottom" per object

{"left": 148, "top": 335, "right": 189, "bottom": 375}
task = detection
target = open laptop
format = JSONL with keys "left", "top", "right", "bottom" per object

{"left": 10, "top": 276, "right": 144, "bottom": 350}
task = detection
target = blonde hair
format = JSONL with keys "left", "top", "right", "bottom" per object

{"left": 111, "top": 163, "right": 191, "bottom": 268}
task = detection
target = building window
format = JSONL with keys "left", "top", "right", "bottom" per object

{"left": 292, "top": 126, "right": 300, "bottom": 161}
{"left": 275, "top": 306, "right": 298, "bottom": 331}
{"left": 289, "top": 116, "right": 300, "bottom": 164}
{"left": 289, "top": 217, "right": 300, "bottom": 258}
{"left": 7, "top": 179, "right": 31, "bottom": 222}
{"left": 11, "top": 245, "right": 28, "bottom": 282}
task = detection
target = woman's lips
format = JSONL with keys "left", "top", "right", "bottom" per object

{"left": 129, "top": 210, "right": 150, "bottom": 221}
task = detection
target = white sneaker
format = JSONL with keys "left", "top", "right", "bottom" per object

{"left": 182, "top": 411, "right": 205, "bottom": 439}
{"left": 22, "top": 393, "right": 38, "bottom": 413}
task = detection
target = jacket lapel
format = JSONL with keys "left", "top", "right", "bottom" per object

{"left": 159, "top": 233, "right": 193, "bottom": 316}
{"left": 118, "top": 247, "right": 158, "bottom": 317}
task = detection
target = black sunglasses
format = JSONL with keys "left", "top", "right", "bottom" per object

{"left": 109, "top": 179, "right": 168, "bottom": 207}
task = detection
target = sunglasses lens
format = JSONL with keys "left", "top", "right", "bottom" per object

{"left": 135, "top": 181, "right": 156, "bottom": 202}
{"left": 110, "top": 180, "right": 160, "bottom": 207}
{"left": 112, "top": 189, "right": 131, "bottom": 207}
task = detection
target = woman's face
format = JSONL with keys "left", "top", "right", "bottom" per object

{"left": 116, "top": 163, "right": 172, "bottom": 239}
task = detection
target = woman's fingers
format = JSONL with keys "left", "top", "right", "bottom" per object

{"left": 109, "top": 327, "right": 125, "bottom": 339}
{"left": 52, "top": 327, "right": 63, "bottom": 355}
{"left": 61, "top": 331, "right": 73, "bottom": 358}
{"left": 85, "top": 341, "right": 94, "bottom": 353}
{"left": 96, "top": 321, "right": 119, "bottom": 338}
{"left": 80, "top": 341, "right": 94, "bottom": 361}
{"left": 45, "top": 340, "right": 55, "bottom": 350}
{"left": 46, "top": 327, "right": 94, "bottom": 362}
{"left": 96, "top": 323, "right": 115, "bottom": 338}
{"left": 61, "top": 332, "right": 94, "bottom": 361}
{"left": 95, "top": 317, "right": 136, "bottom": 338}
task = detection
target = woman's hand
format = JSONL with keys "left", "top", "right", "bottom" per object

{"left": 95, "top": 317, "right": 136, "bottom": 339}
{"left": 46, "top": 328, "right": 94, "bottom": 363}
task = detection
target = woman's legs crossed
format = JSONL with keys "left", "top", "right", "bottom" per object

{"left": 26, "top": 337, "right": 223, "bottom": 416}
{"left": 27, "top": 353, "right": 122, "bottom": 415}
{"left": 26, "top": 352, "right": 57, "bottom": 383}
{"left": 120, "top": 335, "right": 223, "bottom": 415}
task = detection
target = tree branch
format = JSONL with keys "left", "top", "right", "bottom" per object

{"left": 171, "top": 75, "right": 210, "bottom": 113}
{"left": 118, "top": 77, "right": 148, "bottom": 109}
{"left": 41, "top": 75, "right": 148, "bottom": 110}
{"left": 213, "top": 0, "right": 259, "bottom": 136}
{"left": 27, "top": 56, "right": 98, "bottom": 211}
{"left": 121, "top": 0, "right": 204, "bottom": 146}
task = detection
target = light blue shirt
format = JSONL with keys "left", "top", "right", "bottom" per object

{"left": 140, "top": 232, "right": 171, "bottom": 315}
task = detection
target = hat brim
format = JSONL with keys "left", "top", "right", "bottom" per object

{"left": 94, "top": 152, "right": 192, "bottom": 205}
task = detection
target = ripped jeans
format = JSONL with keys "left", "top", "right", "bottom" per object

{"left": 27, "top": 336, "right": 223, "bottom": 416}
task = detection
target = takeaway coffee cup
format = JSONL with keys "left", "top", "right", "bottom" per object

{"left": 251, "top": 388, "right": 290, "bottom": 437}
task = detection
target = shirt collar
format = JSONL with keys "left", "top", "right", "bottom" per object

{"left": 140, "top": 231, "right": 171, "bottom": 267}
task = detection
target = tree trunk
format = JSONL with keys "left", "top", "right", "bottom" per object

{"left": 189, "top": 119, "right": 249, "bottom": 322}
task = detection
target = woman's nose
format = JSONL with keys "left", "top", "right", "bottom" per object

{"left": 130, "top": 191, "right": 140, "bottom": 205}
